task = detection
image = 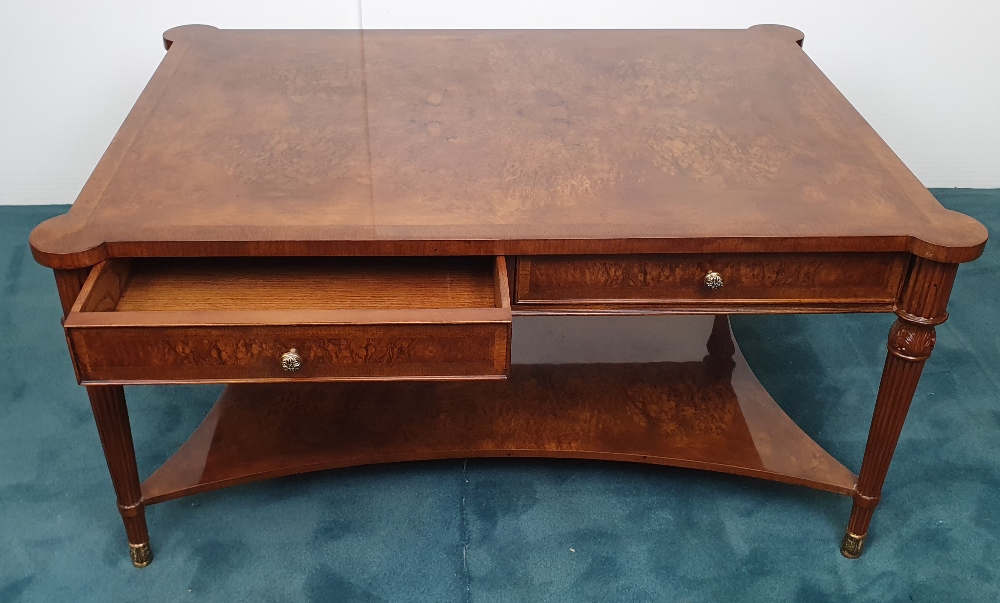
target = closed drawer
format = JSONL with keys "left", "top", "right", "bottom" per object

{"left": 65, "top": 257, "right": 511, "bottom": 384}
{"left": 515, "top": 253, "right": 909, "bottom": 310}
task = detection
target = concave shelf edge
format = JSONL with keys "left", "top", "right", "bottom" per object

{"left": 140, "top": 317, "right": 858, "bottom": 505}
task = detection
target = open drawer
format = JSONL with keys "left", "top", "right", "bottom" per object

{"left": 64, "top": 257, "right": 511, "bottom": 384}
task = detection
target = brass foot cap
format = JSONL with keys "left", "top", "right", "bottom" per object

{"left": 129, "top": 543, "right": 153, "bottom": 568}
{"left": 840, "top": 532, "right": 865, "bottom": 559}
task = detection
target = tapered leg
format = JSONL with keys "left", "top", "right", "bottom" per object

{"left": 842, "top": 258, "right": 957, "bottom": 558}
{"left": 87, "top": 385, "right": 152, "bottom": 567}
{"left": 705, "top": 314, "right": 737, "bottom": 378}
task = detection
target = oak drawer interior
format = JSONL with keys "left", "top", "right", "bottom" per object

{"left": 88, "top": 257, "right": 504, "bottom": 313}
{"left": 64, "top": 256, "right": 511, "bottom": 384}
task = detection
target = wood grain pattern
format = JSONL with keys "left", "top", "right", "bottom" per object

{"left": 29, "top": 26, "right": 987, "bottom": 269}
{"left": 74, "top": 259, "right": 132, "bottom": 313}
{"left": 116, "top": 257, "right": 498, "bottom": 311}
{"left": 67, "top": 323, "right": 510, "bottom": 383}
{"left": 140, "top": 316, "right": 857, "bottom": 505}
{"left": 516, "top": 252, "right": 908, "bottom": 308}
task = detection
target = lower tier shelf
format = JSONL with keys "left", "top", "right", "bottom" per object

{"left": 141, "top": 316, "right": 857, "bottom": 504}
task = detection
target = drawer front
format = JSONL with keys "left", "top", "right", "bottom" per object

{"left": 515, "top": 253, "right": 909, "bottom": 309}
{"left": 66, "top": 322, "right": 510, "bottom": 383}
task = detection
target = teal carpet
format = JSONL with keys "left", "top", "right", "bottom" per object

{"left": 1, "top": 190, "right": 997, "bottom": 602}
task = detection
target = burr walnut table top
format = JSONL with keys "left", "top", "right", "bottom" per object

{"left": 30, "top": 25, "right": 987, "bottom": 268}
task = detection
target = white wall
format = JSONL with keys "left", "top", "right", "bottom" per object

{"left": 1, "top": 0, "right": 998, "bottom": 205}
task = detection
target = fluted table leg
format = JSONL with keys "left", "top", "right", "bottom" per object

{"left": 842, "top": 258, "right": 957, "bottom": 558}
{"left": 87, "top": 385, "right": 152, "bottom": 567}
{"left": 53, "top": 269, "right": 152, "bottom": 566}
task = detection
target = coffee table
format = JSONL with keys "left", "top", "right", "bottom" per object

{"left": 29, "top": 25, "right": 987, "bottom": 567}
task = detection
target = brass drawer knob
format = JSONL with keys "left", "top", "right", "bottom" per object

{"left": 280, "top": 349, "right": 302, "bottom": 372}
{"left": 704, "top": 271, "right": 724, "bottom": 290}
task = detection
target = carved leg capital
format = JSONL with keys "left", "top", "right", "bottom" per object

{"left": 886, "top": 320, "right": 936, "bottom": 362}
